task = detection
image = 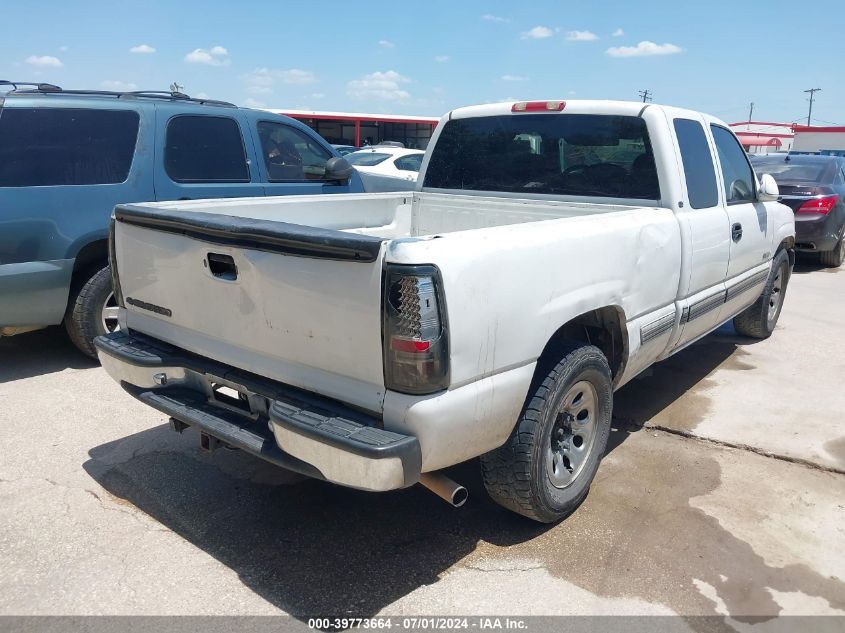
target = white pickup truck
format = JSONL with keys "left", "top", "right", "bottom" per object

{"left": 97, "top": 100, "right": 795, "bottom": 523}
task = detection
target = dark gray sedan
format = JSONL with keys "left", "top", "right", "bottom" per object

{"left": 751, "top": 154, "right": 845, "bottom": 267}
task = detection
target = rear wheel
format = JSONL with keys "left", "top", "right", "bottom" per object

{"left": 820, "top": 235, "right": 845, "bottom": 268}
{"left": 480, "top": 342, "right": 613, "bottom": 523}
{"left": 733, "top": 249, "right": 790, "bottom": 339}
{"left": 64, "top": 265, "right": 119, "bottom": 359}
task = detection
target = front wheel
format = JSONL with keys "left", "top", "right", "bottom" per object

{"left": 733, "top": 249, "right": 790, "bottom": 339}
{"left": 481, "top": 342, "right": 613, "bottom": 523}
{"left": 64, "top": 265, "right": 120, "bottom": 359}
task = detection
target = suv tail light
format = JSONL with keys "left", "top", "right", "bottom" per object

{"left": 383, "top": 264, "right": 449, "bottom": 394}
{"left": 796, "top": 194, "right": 838, "bottom": 215}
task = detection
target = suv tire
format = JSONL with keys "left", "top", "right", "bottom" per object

{"left": 65, "top": 265, "right": 117, "bottom": 359}
{"left": 481, "top": 341, "right": 613, "bottom": 523}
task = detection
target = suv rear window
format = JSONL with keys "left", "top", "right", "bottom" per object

{"left": 165, "top": 115, "right": 249, "bottom": 182}
{"left": 424, "top": 113, "right": 659, "bottom": 199}
{"left": 0, "top": 108, "right": 139, "bottom": 187}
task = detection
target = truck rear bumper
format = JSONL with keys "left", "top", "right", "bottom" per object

{"left": 95, "top": 330, "right": 422, "bottom": 492}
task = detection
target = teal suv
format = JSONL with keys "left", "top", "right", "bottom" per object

{"left": 0, "top": 81, "right": 360, "bottom": 357}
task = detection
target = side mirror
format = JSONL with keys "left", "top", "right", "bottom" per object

{"left": 324, "top": 156, "right": 353, "bottom": 182}
{"left": 757, "top": 173, "right": 779, "bottom": 202}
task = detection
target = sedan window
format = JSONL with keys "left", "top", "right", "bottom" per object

{"left": 347, "top": 152, "right": 391, "bottom": 167}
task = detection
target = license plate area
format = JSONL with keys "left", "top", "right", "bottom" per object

{"left": 206, "top": 375, "right": 268, "bottom": 419}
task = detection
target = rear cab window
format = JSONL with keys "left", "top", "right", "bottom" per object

{"left": 0, "top": 107, "right": 139, "bottom": 187}
{"left": 423, "top": 113, "right": 659, "bottom": 200}
{"left": 165, "top": 115, "right": 249, "bottom": 182}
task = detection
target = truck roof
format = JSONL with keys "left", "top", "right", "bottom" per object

{"left": 447, "top": 99, "right": 721, "bottom": 126}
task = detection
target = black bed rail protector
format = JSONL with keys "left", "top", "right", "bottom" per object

{"left": 114, "top": 204, "right": 384, "bottom": 262}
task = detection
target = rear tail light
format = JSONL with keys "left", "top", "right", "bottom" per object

{"left": 512, "top": 100, "right": 566, "bottom": 112}
{"left": 383, "top": 264, "right": 449, "bottom": 394}
{"left": 796, "top": 194, "right": 838, "bottom": 215}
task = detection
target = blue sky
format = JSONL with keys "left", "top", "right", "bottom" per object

{"left": 2, "top": 0, "right": 842, "bottom": 125}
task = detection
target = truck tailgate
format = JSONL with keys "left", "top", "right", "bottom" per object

{"left": 112, "top": 205, "right": 387, "bottom": 413}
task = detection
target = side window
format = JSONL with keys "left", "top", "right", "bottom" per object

{"left": 0, "top": 108, "right": 139, "bottom": 187}
{"left": 394, "top": 154, "right": 423, "bottom": 172}
{"left": 673, "top": 118, "right": 719, "bottom": 209}
{"left": 710, "top": 125, "right": 755, "bottom": 204}
{"left": 257, "top": 121, "right": 331, "bottom": 181}
{"left": 165, "top": 115, "right": 249, "bottom": 183}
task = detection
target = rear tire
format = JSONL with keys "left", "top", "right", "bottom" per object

{"left": 733, "top": 249, "right": 790, "bottom": 339}
{"left": 481, "top": 342, "right": 613, "bottom": 523}
{"left": 64, "top": 265, "right": 117, "bottom": 359}
{"left": 820, "top": 235, "right": 844, "bottom": 268}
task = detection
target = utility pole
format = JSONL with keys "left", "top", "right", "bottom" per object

{"left": 748, "top": 102, "right": 754, "bottom": 123}
{"left": 638, "top": 89, "right": 652, "bottom": 103}
{"left": 804, "top": 88, "right": 821, "bottom": 126}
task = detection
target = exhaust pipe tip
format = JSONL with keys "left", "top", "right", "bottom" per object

{"left": 419, "top": 472, "right": 467, "bottom": 508}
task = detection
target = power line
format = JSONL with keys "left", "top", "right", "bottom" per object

{"left": 804, "top": 88, "right": 821, "bottom": 126}
{"left": 638, "top": 89, "right": 652, "bottom": 103}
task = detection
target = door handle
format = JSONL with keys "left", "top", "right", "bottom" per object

{"left": 206, "top": 253, "right": 238, "bottom": 281}
{"left": 731, "top": 223, "right": 743, "bottom": 242}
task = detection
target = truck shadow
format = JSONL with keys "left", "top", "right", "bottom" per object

{"left": 0, "top": 326, "right": 96, "bottom": 383}
{"left": 81, "top": 329, "right": 754, "bottom": 618}
{"left": 792, "top": 254, "right": 840, "bottom": 275}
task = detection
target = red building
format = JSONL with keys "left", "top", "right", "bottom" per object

{"left": 270, "top": 109, "right": 441, "bottom": 149}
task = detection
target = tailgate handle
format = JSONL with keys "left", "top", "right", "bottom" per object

{"left": 206, "top": 253, "right": 238, "bottom": 280}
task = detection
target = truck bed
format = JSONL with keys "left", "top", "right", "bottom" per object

{"left": 132, "top": 191, "right": 647, "bottom": 240}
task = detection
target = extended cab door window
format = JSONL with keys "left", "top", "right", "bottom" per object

{"left": 255, "top": 120, "right": 351, "bottom": 195}
{"left": 154, "top": 112, "right": 263, "bottom": 201}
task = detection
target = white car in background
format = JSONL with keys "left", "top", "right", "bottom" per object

{"left": 346, "top": 147, "right": 425, "bottom": 192}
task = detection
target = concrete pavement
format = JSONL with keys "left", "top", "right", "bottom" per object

{"left": 0, "top": 256, "right": 843, "bottom": 624}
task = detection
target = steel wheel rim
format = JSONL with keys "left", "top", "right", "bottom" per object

{"left": 767, "top": 264, "right": 785, "bottom": 324}
{"left": 546, "top": 380, "right": 599, "bottom": 489}
{"left": 101, "top": 292, "right": 120, "bottom": 333}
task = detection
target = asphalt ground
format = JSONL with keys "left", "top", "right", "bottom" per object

{"left": 1, "top": 255, "right": 843, "bottom": 629}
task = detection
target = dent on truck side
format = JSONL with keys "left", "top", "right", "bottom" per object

{"left": 381, "top": 206, "right": 681, "bottom": 470}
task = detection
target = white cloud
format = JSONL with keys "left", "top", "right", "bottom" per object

{"left": 347, "top": 70, "right": 410, "bottom": 102}
{"left": 100, "top": 80, "right": 138, "bottom": 91}
{"left": 434, "top": 55, "right": 449, "bottom": 63}
{"left": 378, "top": 40, "right": 395, "bottom": 49}
{"left": 243, "top": 67, "right": 316, "bottom": 94}
{"left": 243, "top": 97, "right": 267, "bottom": 108}
{"left": 310, "top": 92, "right": 325, "bottom": 99}
{"left": 129, "top": 44, "right": 156, "bottom": 54}
{"left": 501, "top": 74, "right": 529, "bottom": 81}
{"left": 184, "top": 46, "right": 230, "bottom": 66}
{"left": 606, "top": 40, "right": 682, "bottom": 57}
{"left": 481, "top": 14, "right": 509, "bottom": 23}
{"left": 566, "top": 30, "right": 598, "bottom": 41}
{"left": 26, "top": 55, "right": 63, "bottom": 68}
{"left": 521, "top": 26, "right": 554, "bottom": 39}
{"left": 612, "top": 28, "right": 624, "bottom": 37}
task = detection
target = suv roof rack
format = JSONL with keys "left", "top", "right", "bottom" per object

{"left": 0, "top": 80, "right": 236, "bottom": 107}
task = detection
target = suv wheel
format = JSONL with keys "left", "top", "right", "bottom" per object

{"left": 65, "top": 265, "right": 119, "bottom": 359}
